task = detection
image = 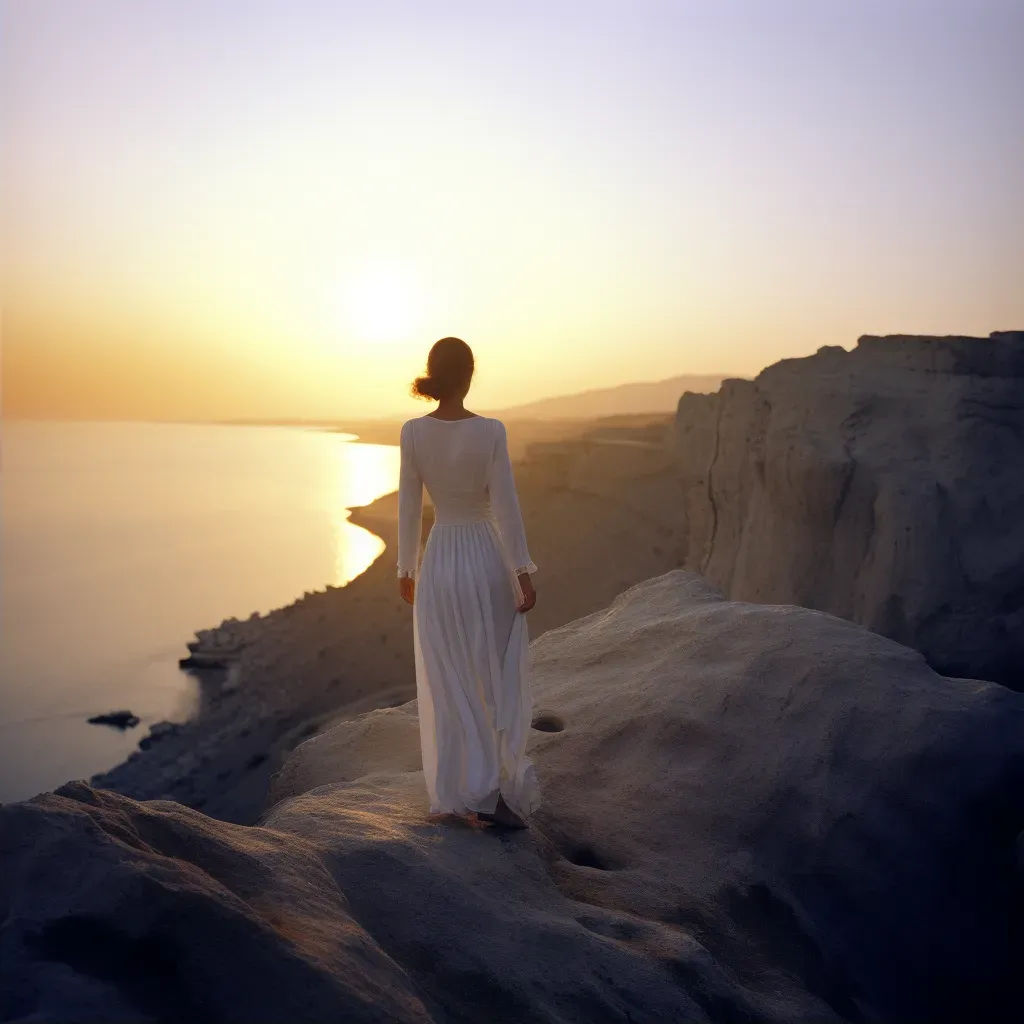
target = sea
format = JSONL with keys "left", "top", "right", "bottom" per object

{"left": 0, "top": 420, "right": 400, "bottom": 805}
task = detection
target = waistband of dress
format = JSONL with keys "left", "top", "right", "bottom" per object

{"left": 432, "top": 512, "right": 496, "bottom": 527}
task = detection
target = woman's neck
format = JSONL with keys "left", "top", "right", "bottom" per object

{"left": 433, "top": 397, "right": 469, "bottom": 418}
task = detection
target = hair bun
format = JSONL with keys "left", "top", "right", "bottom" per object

{"left": 412, "top": 375, "right": 440, "bottom": 400}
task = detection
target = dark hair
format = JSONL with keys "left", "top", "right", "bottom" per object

{"left": 411, "top": 337, "right": 475, "bottom": 401}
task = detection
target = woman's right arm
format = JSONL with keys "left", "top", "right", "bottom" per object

{"left": 397, "top": 420, "right": 423, "bottom": 600}
{"left": 488, "top": 419, "right": 537, "bottom": 612}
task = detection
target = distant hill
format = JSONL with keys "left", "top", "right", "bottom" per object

{"left": 486, "top": 373, "right": 734, "bottom": 420}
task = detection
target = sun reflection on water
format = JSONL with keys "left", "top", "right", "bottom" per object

{"left": 331, "top": 440, "right": 400, "bottom": 586}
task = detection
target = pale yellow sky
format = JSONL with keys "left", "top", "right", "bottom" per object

{"left": 4, "top": 1, "right": 1021, "bottom": 422}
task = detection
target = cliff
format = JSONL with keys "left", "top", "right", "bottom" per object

{"left": 675, "top": 331, "right": 1024, "bottom": 686}
{"left": 4, "top": 573, "right": 1023, "bottom": 1022}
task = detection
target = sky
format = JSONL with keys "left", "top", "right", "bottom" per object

{"left": 3, "top": 0, "right": 1022, "bottom": 421}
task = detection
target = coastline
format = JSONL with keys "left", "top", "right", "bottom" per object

{"left": 87, "top": 417, "right": 682, "bottom": 823}
{"left": 88, "top": 491, "right": 420, "bottom": 824}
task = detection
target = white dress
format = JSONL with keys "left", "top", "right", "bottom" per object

{"left": 397, "top": 414, "right": 541, "bottom": 818}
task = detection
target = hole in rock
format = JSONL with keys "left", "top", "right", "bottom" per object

{"left": 562, "top": 844, "right": 614, "bottom": 870}
{"left": 531, "top": 712, "right": 565, "bottom": 733}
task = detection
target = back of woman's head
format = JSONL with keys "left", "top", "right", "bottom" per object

{"left": 411, "top": 337, "right": 475, "bottom": 401}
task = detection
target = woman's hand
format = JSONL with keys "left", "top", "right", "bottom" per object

{"left": 516, "top": 573, "right": 536, "bottom": 613}
{"left": 399, "top": 576, "right": 415, "bottom": 605}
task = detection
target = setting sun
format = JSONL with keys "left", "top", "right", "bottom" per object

{"left": 4, "top": 0, "right": 1020, "bottom": 426}
{"left": 335, "top": 265, "right": 424, "bottom": 346}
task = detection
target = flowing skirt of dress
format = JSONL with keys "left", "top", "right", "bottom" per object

{"left": 413, "top": 518, "right": 541, "bottom": 818}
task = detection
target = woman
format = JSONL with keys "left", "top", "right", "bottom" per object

{"left": 397, "top": 337, "right": 541, "bottom": 828}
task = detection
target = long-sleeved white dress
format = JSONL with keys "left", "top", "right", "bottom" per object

{"left": 397, "top": 413, "right": 541, "bottom": 818}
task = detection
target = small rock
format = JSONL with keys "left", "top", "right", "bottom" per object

{"left": 87, "top": 710, "right": 140, "bottom": 730}
{"left": 179, "top": 654, "right": 229, "bottom": 669}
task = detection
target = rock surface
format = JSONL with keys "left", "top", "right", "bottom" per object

{"left": 674, "top": 331, "right": 1024, "bottom": 686}
{"left": 6, "top": 572, "right": 1023, "bottom": 1022}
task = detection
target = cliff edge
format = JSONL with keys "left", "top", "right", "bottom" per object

{"left": 675, "top": 331, "right": 1024, "bottom": 686}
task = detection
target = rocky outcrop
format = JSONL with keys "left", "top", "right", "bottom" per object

{"left": 5, "top": 572, "right": 1023, "bottom": 1022}
{"left": 675, "top": 331, "right": 1024, "bottom": 686}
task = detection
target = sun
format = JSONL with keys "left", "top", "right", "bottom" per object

{"left": 336, "top": 265, "right": 422, "bottom": 345}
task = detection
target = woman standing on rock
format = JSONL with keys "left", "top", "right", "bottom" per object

{"left": 397, "top": 337, "right": 540, "bottom": 828}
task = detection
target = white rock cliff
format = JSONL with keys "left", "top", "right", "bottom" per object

{"left": 674, "top": 331, "right": 1024, "bottom": 686}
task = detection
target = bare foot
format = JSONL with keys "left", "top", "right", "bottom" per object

{"left": 478, "top": 795, "right": 528, "bottom": 829}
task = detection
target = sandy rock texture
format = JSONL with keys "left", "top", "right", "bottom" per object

{"left": 9, "top": 572, "right": 1022, "bottom": 1022}
{"left": 675, "top": 331, "right": 1024, "bottom": 687}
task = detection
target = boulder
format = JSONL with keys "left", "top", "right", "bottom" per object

{"left": 674, "top": 331, "right": 1024, "bottom": 686}
{"left": 3, "top": 572, "right": 1023, "bottom": 1022}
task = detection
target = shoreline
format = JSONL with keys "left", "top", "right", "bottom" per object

{"left": 86, "top": 418, "right": 683, "bottom": 823}
{"left": 88, "top": 490, "right": 419, "bottom": 824}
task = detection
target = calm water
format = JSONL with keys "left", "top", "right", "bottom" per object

{"left": 0, "top": 420, "right": 399, "bottom": 805}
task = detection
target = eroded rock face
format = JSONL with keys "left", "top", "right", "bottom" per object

{"left": 6, "top": 572, "right": 1021, "bottom": 1023}
{"left": 674, "top": 332, "right": 1024, "bottom": 686}
{"left": 0, "top": 783, "right": 432, "bottom": 1024}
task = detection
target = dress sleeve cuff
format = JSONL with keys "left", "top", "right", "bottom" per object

{"left": 513, "top": 561, "right": 537, "bottom": 576}
{"left": 397, "top": 567, "right": 418, "bottom": 580}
